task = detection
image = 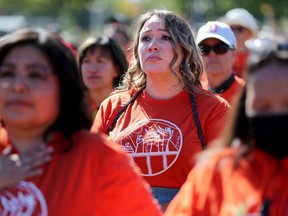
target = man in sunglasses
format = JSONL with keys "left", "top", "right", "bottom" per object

{"left": 220, "top": 8, "right": 258, "bottom": 78}
{"left": 196, "top": 21, "right": 245, "bottom": 105}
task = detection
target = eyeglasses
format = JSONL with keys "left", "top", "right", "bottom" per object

{"left": 230, "top": 26, "right": 246, "bottom": 33}
{"left": 0, "top": 64, "right": 53, "bottom": 89}
{"left": 199, "top": 43, "right": 234, "bottom": 56}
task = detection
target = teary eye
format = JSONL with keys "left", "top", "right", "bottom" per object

{"left": 140, "top": 36, "right": 151, "bottom": 42}
{"left": 161, "top": 35, "right": 171, "bottom": 40}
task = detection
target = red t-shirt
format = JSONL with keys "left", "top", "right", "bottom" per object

{"left": 201, "top": 75, "right": 245, "bottom": 105}
{"left": 165, "top": 148, "right": 288, "bottom": 216}
{"left": 219, "top": 76, "right": 245, "bottom": 105}
{"left": 91, "top": 87, "right": 230, "bottom": 188}
{"left": 0, "top": 130, "right": 161, "bottom": 216}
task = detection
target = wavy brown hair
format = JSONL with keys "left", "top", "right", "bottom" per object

{"left": 117, "top": 9, "right": 204, "bottom": 92}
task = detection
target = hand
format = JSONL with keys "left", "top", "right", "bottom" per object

{"left": 0, "top": 144, "right": 53, "bottom": 189}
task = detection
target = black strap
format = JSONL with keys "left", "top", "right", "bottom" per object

{"left": 190, "top": 89, "right": 206, "bottom": 149}
{"left": 260, "top": 199, "right": 270, "bottom": 216}
{"left": 108, "top": 87, "right": 206, "bottom": 150}
{"left": 108, "top": 85, "right": 146, "bottom": 133}
{"left": 209, "top": 74, "right": 235, "bottom": 94}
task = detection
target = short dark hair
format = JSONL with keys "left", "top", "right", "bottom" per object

{"left": 78, "top": 36, "right": 128, "bottom": 87}
{"left": 0, "top": 28, "right": 92, "bottom": 148}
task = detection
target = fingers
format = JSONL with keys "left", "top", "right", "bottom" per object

{"left": 16, "top": 145, "right": 53, "bottom": 179}
{"left": 0, "top": 153, "right": 20, "bottom": 171}
{"left": 2, "top": 146, "right": 12, "bottom": 155}
{"left": 21, "top": 167, "right": 44, "bottom": 179}
{"left": 26, "top": 154, "right": 51, "bottom": 169}
{"left": 0, "top": 144, "right": 54, "bottom": 189}
{"left": 20, "top": 144, "right": 53, "bottom": 167}
{"left": 21, "top": 143, "right": 53, "bottom": 159}
{"left": 10, "top": 154, "right": 21, "bottom": 167}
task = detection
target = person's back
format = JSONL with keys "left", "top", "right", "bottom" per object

{"left": 165, "top": 38, "right": 288, "bottom": 216}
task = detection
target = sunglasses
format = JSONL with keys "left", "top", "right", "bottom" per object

{"left": 230, "top": 26, "right": 246, "bottom": 33}
{"left": 200, "top": 43, "right": 234, "bottom": 56}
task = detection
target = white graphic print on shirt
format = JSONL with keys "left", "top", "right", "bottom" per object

{"left": 114, "top": 118, "right": 182, "bottom": 176}
{"left": 0, "top": 181, "right": 47, "bottom": 215}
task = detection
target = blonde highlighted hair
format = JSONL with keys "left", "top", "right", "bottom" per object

{"left": 117, "top": 9, "right": 204, "bottom": 92}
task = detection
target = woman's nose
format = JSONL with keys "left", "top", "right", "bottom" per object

{"left": 148, "top": 39, "right": 160, "bottom": 51}
{"left": 10, "top": 75, "right": 28, "bottom": 92}
{"left": 86, "top": 63, "right": 98, "bottom": 72}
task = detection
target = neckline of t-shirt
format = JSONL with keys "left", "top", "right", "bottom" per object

{"left": 140, "top": 89, "right": 189, "bottom": 105}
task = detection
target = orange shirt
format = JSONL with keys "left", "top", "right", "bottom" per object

{"left": 165, "top": 148, "right": 288, "bottom": 216}
{"left": 0, "top": 130, "right": 162, "bottom": 216}
{"left": 92, "top": 88, "right": 230, "bottom": 188}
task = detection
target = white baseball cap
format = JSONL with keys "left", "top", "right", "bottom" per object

{"left": 221, "top": 8, "right": 258, "bottom": 37}
{"left": 196, "top": 21, "right": 237, "bottom": 49}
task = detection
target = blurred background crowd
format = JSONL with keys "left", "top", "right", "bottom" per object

{"left": 0, "top": 1, "right": 287, "bottom": 214}
{"left": 0, "top": 0, "right": 287, "bottom": 47}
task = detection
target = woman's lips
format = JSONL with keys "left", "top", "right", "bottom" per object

{"left": 6, "top": 100, "right": 32, "bottom": 107}
{"left": 146, "top": 56, "right": 162, "bottom": 61}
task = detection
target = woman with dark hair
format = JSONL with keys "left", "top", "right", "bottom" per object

{"left": 78, "top": 36, "right": 128, "bottom": 116}
{"left": 91, "top": 9, "right": 230, "bottom": 209}
{"left": 0, "top": 28, "right": 161, "bottom": 215}
{"left": 165, "top": 38, "right": 288, "bottom": 216}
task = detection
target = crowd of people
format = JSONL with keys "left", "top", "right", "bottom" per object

{"left": 0, "top": 7, "right": 287, "bottom": 216}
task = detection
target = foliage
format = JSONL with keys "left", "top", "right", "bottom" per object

{"left": 0, "top": 0, "right": 286, "bottom": 37}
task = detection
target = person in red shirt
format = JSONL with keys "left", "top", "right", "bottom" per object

{"left": 0, "top": 28, "right": 161, "bottom": 215}
{"left": 165, "top": 38, "right": 288, "bottom": 216}
{"left": 91, "top": 9, "right": 230, "bottom": 209}
{"left": 196, "top": 21, "right": 245, "bottom": 105}
{"left": 220, "top": 8, "right": 259, "bottom": 78}
{"left": 78, "top": 36, "right": 128, "bottom": 117}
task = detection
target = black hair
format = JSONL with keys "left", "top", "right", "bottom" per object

{"left": 78, "top": 36, "right": 128, "bottom": 87}
{"left": 0, "top": 28, "right": 92, "bottom": 151}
